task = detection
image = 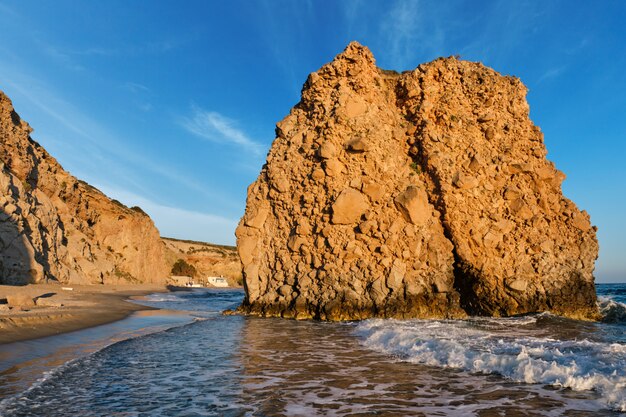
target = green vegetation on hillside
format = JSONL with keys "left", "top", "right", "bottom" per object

{"left": 171, "top": 259, "right": 197, "bottom": 277}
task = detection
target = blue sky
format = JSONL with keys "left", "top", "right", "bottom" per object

{"left": 0, "top": 1, "right": 624, "bottom": 282}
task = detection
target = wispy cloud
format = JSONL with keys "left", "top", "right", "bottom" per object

{"left": 368, "top": 0, "right": 447, "bottom": 69}
{"left": 124, "top": 81, "right": 151, "bottom": 93}
{"left": 258, "top": 0, "right": 316, "bottom": 98}
{"left": 68, "top": 36, "right": 193, "bottom": 58}
{"left": 95, "top": 185, "right": 239, "bottom": 245}
{"left": 380, "top": 1, "right": 422, "bottom": 68}
{"left": 537, "top": 66, "right": 566, "bottom": 84}
{"left": 0, "top": 64, "right": 239, "bottom": 209}
{"left": 76, "top": 46, "right": 119, "bottom": 56}
{"left": 123, "top": 82, "right": 153, "bottom": 112}
{"left": 456, "top": 2, "right": 546, "bottom": 67}
{"left": 4, "top": 74, "right": 90, "bottom": 138}
{"left": 565, "top": 36, "right": 591, "bottom": 55}
{"left": 181, "top": 106, "right": 264, "bottom": 155}
{"left": 42, "top": 45, "right": 85, "bottom": 72}
{"left": 342, "top": 0, "right": 363, "bottom": 36}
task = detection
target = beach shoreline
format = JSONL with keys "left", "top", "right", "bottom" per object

{"left": 0, "top": 284, "right": 169, "bottom": 345}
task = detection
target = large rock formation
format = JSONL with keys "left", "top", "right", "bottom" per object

{"left": 236, "top": 42, "right": 599, "bottom": 320}
{"left": 0, "top": 91, "right": 168, "bottom": 285}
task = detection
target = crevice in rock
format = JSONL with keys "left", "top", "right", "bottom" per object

{"left": 450, "top": 254, "right": 486, "bottom": 316}
{"left": 395, "top": 74, "right": 485, "bottom": 317}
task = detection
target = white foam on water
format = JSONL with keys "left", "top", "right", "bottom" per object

{"left": 355, "top": 318, "right": 626, "bottom": 411}
{"left": 143, "top": 293, "right": 186, "bottom": 302}
{"left": 598, "top": 296, "right": 626, "bottom": 323}
{"left": 0, "top": 310, "right": 200, "bottom": 415}
{"left": 0, "top": 357, "right": 84, "bottom": 413}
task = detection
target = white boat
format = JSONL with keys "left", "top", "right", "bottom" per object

{"left": 207, "top": 276, "right": 229, "bottom": 287}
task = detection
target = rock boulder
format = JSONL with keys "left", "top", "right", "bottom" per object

{"left": 235, "top": 42, "right": 599, "bottom": 320}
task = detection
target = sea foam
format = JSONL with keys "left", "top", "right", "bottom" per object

{"left": 599, "top": 296, "right": 626, "bottom": 324}
{"left": 355, "top": 317, "right": 626, "bottom": 411}
{"left": 142, "top": 293, "right": 186, "bottom": 302}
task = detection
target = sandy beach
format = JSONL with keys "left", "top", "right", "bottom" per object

{"left": 0, "top": 284, "right": 168, "bottom": 344}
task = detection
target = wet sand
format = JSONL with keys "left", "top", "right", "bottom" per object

{"left": 0, "top": 284, "right": 168, "bottom": 344}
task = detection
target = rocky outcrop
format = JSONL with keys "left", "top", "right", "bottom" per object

{"left": 236, "top": 42, "right": 599, "bottom": 321}
{"left": 0, "top": 91, "right": 168, "bottom": 285}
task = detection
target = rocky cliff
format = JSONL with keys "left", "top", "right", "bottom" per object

{"left": 0, "top": 91, "right": 168, "bottom": 285}
{"left": 236, "top": 42, "right": 599, "bottom": 320}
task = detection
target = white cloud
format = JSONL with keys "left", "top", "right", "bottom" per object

{"left": 258, "top": 0, "right": 315, "bottom": 98}
{"left": 124, "top": 81, "right": 151, "bottom": 93}
{"left": 181, "top": 106, "right": 264, "bottom": 155}
{"left": 0, "top": 65, "right": 242, "bottom": 211}
{"left": 537, "top": 66, "right": 566, "bottom": 84}
{"left": 96, "top": 185, "right": 239, "bottom": 246}
{"left": 378, "top": 1, "right": 436, "bottom": 69}
{"left": 4, "top": 73, "right": 91, "bottom": 138}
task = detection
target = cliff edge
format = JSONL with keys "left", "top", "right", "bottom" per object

{"left": 0, "top": 91, "right": 168, "bottom": 285}
{"left": 236, "top": 42, "right": 599, "bottom": 320}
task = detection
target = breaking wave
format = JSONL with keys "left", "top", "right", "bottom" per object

{"left": 355, "top": 316, "right": 626, "bottom": 411}
{"left": 599, "top": 296, "right": 626, "bottom": 324}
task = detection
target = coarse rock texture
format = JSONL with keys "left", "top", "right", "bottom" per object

{"left": 236, "top": 42, "right": 599, "bottom": 321}
{"left": 0, "top": 91, "right": 168, "bottom": 285}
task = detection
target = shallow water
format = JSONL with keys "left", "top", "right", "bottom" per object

{"left": 0, "top": 309, "right": 195, "bottom": 400}
{"left": 0, "top": 285, "right": 624, "bottom": 416}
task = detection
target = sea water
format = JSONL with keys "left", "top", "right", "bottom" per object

{"left": 0, "top": 285, "right": 624, "bottom": 416}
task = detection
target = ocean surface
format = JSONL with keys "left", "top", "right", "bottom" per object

{"left": 0, "top": 284, "right": 624, "bottom": 416}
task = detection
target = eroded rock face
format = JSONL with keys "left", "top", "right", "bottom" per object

{"left": 236, "top": 42, "right": 599, "bottom": 320}
{"left": 0, "top": 91, "right": 168, "bottom": 285}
